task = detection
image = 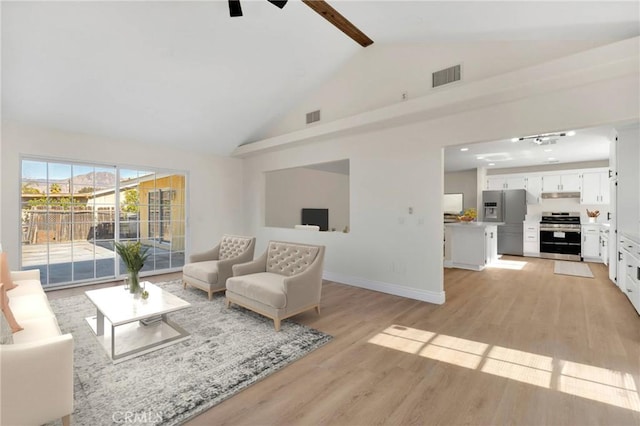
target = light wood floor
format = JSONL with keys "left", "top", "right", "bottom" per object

{"left": 48, "top": 257, "right": 640, "bottom": 425}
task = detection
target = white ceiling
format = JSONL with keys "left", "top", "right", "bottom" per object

{"left": 443, "top": 125, "right": 613, "bottom": 172}
{"left": 2, "top": 1, "right": 639, "bottom": 156}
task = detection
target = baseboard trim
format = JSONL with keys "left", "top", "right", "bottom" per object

{"left": 322, "top": 271, "right": 445, "bottom": 305}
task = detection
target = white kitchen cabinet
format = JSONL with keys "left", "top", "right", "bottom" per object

{"left": 444, "top": 223, "right": 499, "bottom": 271}
{"left": 582, "top": 224, "right": 601, "bottom": 261}
{"left": 581, "top": 170, "right": 610, "bottom": 204}
{"left": 523, "top": 222, "right": 540, "bottom": 257}
{"left": 486, "top": 175, "right": 526, "bottom": 190}
{"left": 619, "top": 233, "right": 640, "bottom": 314}
{"left": 600, "top": 231, "right": 609, "bottom": 266}
{"left": 485, "top": 226, "right": 498, "bottom": 265}
{"left": 486, "top": 176, "right": 506, "bottom": 190}
{"left": 525, "top": 175, "right": 542, "bottom": 204}
{"left": 542, "top": 172, "right": 581, "bottom": 192}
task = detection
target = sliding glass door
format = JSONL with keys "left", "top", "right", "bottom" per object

{"left": 20, "top": 159, "right": 186, "bottom": 288}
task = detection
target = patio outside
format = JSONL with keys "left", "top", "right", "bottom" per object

{"left": 21, "top": 159, "right": 185, "bottom": 288}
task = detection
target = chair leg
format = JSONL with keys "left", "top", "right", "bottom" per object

{"left": 208, "top": 289, "right": 213, "bottom": 301}
{"left": 62, "top": 414, "right": 71, "bottom": 426}
{"left": 225, "top": 299, "right": 231, "bottom": 309}
{"left": 183, "top": 280, "right": 187, "bottom": 289}
{"left": 274, "top": 318, "right": 281, "bottom": 332}
{"left": 315, "top": 305, "right": 321, "bottom": 315}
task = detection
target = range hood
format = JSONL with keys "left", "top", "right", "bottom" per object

{"left": 540, "top": 191, "right": 581, "bottom": 199}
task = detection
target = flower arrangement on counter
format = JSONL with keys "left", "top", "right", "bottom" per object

{"left": 458, "top": 208, "right": 477, "bottom": 222}
{"left": 586, "top": 209, "right": 600, "bottom": 218}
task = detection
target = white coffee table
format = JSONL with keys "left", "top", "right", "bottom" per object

{"left": 85, "top": 282, "right": 191, "bottom": 363}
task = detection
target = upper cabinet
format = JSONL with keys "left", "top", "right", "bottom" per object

{"left": 485, "top": 168, "right": 610, "bottom": 206}
{"left": 541, "top": 172, "right": 581, "bottom": 192}
{"left": 486, "top": 176, "right": 526, "bottom": 190}
{"left": 581, "top": 170, "right": 610, "bottom": 205}
{"left": 524, "top": 175, "right": 542, "bottom": 204}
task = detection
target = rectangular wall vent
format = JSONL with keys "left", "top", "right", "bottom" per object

{"left": 306, "top": 110, "right": 321, "bottom": 124}
{"left": 432, "top": 65, "right": 461, "bottom": 88}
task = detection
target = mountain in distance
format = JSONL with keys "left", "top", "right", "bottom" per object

{"left": 23, "top": 171, "right": 117, "bottom": 194}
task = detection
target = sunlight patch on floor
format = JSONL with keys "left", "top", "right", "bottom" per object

{"left": 485, "top": 259, "right": 528, "bottom": 270}
{"left": 368, "top": 325, "right": 640, "bottom": 413}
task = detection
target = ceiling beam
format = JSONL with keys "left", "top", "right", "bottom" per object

{"left": 302, "top": 0, "right": 373, "bottom": 47}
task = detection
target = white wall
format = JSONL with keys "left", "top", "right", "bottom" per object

{"left": 265, "top": 167, "right": 349, "bottom": 231}
{"left": 0, "top": 122, "right": 244, "bottom": 269}
{"left": 444, "top": 170, "right": 477, "bottom": 211}
{"left": 255, "top": 41, "right": 605, "bottom": 140}
{"left": 244, "top": 123, "right": 445, "bottom": 303}
{"left": 241, "top": 43, "right": 639, "bottom": 304}
{"left": 616, "top": 124, "right": 640, "bottom": 235}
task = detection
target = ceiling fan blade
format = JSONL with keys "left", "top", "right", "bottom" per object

{"left": 229, "top": 0, "right": 243, "bottom": 17}
{"left": 267, "top": 0, "right": 288, "bottom": 9}
{"left": 302, "top": 0, "right": 373, "bottom": 47}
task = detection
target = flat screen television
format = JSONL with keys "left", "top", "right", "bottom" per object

{"left": 301, "top": 208, "right": 329, "bottom": 231}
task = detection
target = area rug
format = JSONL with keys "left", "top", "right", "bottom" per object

{"left": 46, "top": 280, "right": 332, "bottom": 426}
{"left": 554, "top": 260, "right": 594, "bottom": 278}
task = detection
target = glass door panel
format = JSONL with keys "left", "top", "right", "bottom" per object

{"left": 21, "top": 159, "right": 186, "bottom": 287}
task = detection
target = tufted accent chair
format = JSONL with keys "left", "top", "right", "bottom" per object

{"left": 225, "top": 241, "right": 325, "bottom": 331}
{"left": 182, "top": 235, "right": 256, "bottom": 300}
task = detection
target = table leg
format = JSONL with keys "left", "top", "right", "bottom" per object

{"left": 96, "top": 310, "right": 104, "bottom": 336}
{"left": 111, "top": 324, "right": 116, "bottom": 360}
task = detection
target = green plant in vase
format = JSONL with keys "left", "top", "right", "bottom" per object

{"left": 114, "top": 241, "right": 150, "bottom": 294}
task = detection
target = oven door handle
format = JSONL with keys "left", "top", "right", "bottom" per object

{"left": 540, "top": 228, "right": 581, "bottom": 233}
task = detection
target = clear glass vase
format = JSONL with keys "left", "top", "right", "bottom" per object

{"left": 128, "top": 270, "right": 141, "bottom": 294}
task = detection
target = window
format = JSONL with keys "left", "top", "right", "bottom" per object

{"left": 21, "top": 159, "right": 187, "bottom": 288}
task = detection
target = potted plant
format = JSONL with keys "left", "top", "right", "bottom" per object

{"left": 114, "top": 241, "right": 150, "bottom": 294}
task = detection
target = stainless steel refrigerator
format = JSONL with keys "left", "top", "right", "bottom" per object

{"left": 482, "top": 189, "right": 527, "bottom": 256}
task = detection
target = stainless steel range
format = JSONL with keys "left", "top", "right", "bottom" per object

{"left": 539, "top": 212, "right": 582, "bottom": 261}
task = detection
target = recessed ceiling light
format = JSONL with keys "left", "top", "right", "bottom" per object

{"left": 548, "top": 157, "right": 556, "bottom": 161}
{"left": 477, "top": 156, "right": 485, "bottom": 160}
{"left": 567, "top": 131, "right": 576, "bottom": 136}
{"left": 544, "top": 149, "right": 552, "bottom": 152}
{"left": 488, "top": 163, "right": 495, "bottom": 166}
{"left": 460, "top": 147, "right": 469, "bottom": 152}
{"left": 510, "top": 138, "right": 519, "bottom": 143}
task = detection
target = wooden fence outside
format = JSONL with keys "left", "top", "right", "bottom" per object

{"left": 22, "top": 207, "right": 119, "bottom": 244}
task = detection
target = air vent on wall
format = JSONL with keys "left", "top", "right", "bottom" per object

{"left": 306, "top": 110, "right": 321, "bottom": 124}
{"left": 432, "top": 64, "right": 461, "bottom": 88}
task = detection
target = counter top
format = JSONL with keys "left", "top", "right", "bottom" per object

{"left": 445, "top": 222, "right": 503, "bottom": 228}
{"left": 621, "top": 232, "right": 640, "bottom": 245}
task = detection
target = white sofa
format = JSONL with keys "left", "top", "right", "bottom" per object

{"left": 1, "top": 270, "right": 74, "bottom": 426}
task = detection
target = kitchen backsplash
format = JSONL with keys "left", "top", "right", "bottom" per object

{"left": 526, "top": 199, "right": 609, "bottom": 223}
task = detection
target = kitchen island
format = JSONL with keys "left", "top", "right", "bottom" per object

{"left": 444, "top": 222, "right": 501, "bottom": 271}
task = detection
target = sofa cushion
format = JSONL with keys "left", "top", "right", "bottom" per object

{"left": 1, "top": 253, "right": 18, "bottom": 291}
{"left": 266, "top": 242, "right": 319, "bottom": 277}
{"left": 219, "top": 236, "right": 252, "bottom": 260}
{"left": 12, "top": 315, "right": 61, "bottom": 344}
{"left": 227, "top": 272, "right": 287, "bottom": 309}
{"left": 6, "top": 279, "right": 44, "bottom": 298}
{"left": 183, "top": 260, "right": 219, "bottom": 284}
{"left": 8, "top": 293, "right": 54, "bottom": 321}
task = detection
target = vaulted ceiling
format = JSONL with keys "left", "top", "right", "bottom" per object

{"left": 2, "top": 1, "right": 639, "bottom": 156}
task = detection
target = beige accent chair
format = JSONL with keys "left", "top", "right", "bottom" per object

{"left": 183, "top": 235, "right": 256, "bottom": 300}
{"left": 225, "top": 241, "right": 325, "bottom": 331}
